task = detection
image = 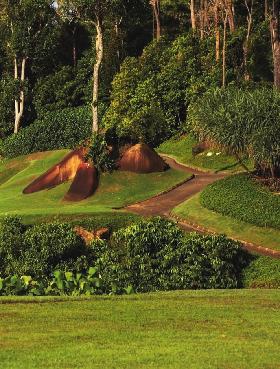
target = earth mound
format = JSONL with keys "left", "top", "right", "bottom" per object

{"left": 64, "top": 163, "right": 98, "bottom": 202}
{"left": 118, "top": 143, "right": 167, "bottom": 173}
{"left": 23, "top": 149, "right": 84, "bottom": 194}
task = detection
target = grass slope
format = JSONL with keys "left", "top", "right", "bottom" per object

{"left": 0, "top": 150, "right": 191, "bottom": 221}
{"left": 0, "top": 290, "right": 279, "bottom": 369}
{"left": 173, "top": 193, "right": 280, "bottom": 251}
{"left": 158, "top": 135, "right": 253, "bottom": 173}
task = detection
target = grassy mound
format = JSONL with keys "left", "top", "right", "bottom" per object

{"left": 157, "top": 135, "right": 253, "bottom": 172}
{"left": 201, "top": 174, "right": 280, "bottom": 230}
{"left": 0, "top": 290, "right": 279, "bottom": 369}
{"left": 0, "top": 150, "right": 191, "bottom": 221}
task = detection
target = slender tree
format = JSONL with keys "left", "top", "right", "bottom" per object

{"left": 2, "top": 0, "right": 56, "bottom": 133}
{"left": 150, "top": 0, "right": 161, "bottom": 40}
{"left": 270, "top": 0, "right": 280, "bottom": 89}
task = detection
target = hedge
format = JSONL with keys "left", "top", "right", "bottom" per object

{"left": 1, "top": 106, "right": 91, "bottom": 158}
{"left": 200, "top": 174, "right": 280, "bottom": 229}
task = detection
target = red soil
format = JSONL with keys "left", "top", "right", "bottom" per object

{"left": 118, "top": 143, "right": 167, "bottom": 173}
{"left": 23, "top": 149, "right": 84, "bottom": 194}
{"left": 64, "top": 163, "right": 98, "bottom": 202}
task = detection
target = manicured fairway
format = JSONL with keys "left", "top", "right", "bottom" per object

{"left": 174, "top": 193, "right": 280, "bottom": 251}
{"left": 0, "top": 290, "right": 279, "bottom": 369}
{"left": 0, "top": 150, "right": 191, "bottom": 221}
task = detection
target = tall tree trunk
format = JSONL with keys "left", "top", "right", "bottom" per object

{"left": 244, "top": 0, "right": 254, "bottom": 81}
{"left": 224, "top": 0, "right": 235, "bottom": 32}
{"left": 199, "top": 0, "right": 205, "bottom": 38}
{"left": 265, "top": 0, "right": 268, "bottom": 19}
{"left": 222, "top": 13, "right": 228, "bottom": 87}
{"left": 151, "top": 0, "right": 161, "bottom": 40}
{"left": 92, "top": 18, "right": 103, "bottom": 133}
{"left": 72, "top": 26, "right": 77, "bottom": 68}
{"left": 270, "top": 0, "right": 280, "bottom": 89}
{"left": 190, "top": 0, "right": 196, "bottom": 30}
{"left": 14, "top": 57, "right": 26, "bottom": 134}
{"left": 214, "top": 0, "right": 220, "bottom": 61}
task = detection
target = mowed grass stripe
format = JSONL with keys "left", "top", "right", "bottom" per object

{"left": 0, "top": 290, "right": 279, "bottom": 369}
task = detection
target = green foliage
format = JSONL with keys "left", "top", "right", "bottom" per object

{"left": 0, "top": 266, "right": 104, "bottom": 296}
{"left": 85, "top": 133, "right": 115, "bottom": 172}
{"left": 33, "top": 66, "right": 81, "bottom": 118}
{"left": 0, "top": 77, "right": 16, "bottom": 137}
{"left": 243, "top": 256, "right": 280, "bottom": 288}
{"left": 97, "top": 218, "right": 250, "bottom": 293}
{"left": 200, "top": 174, "right": 280, "bottom": 230}
{"left": 189, "top": 87, "right": 280, "bottom": 176}
{"left": 0, "top": 216, "right": 26, "bottom": 276}
{"left": 1, "top": 106, "right": 91, "bottom": 158}
{"left": 0, "top": 217, "right": 91, "bottom": 278}
{"left": 104, "top": 33, "right": 220, "bottom": 147}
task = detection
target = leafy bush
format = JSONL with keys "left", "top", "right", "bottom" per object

{"left": 1, "top": 106, "right": 91, "bottom": 158}
{"left": 0, "top": 216, "right": 26, "bottom": 276}
{"left": 188, "top": 87, "right": 280, "bottom": 176}
{"left": 104, "top": 33, "right": 220, "bottom": 147}
{"left": 33, "top": 66, "right": 81, "bottom": 118}
{"left": 243, "top": 256, "right": 280, "bottom": 288}
{"left": 0, "top": 217, "right": 92, "bottom": 278}
{"left": 200, "top": 174, "right": 280, "bottom": 229}
{"left": 96, "top": 218, "right": 250, "bottom": 293}
{"left": 85, "top": 133, "right": 115, "bottom": 172}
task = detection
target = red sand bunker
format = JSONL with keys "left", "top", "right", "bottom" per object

{"left": 118, "top": 143, "right": 167, "bottom": 173}
{"left": 64, "top": 163, "right": 98, "bottom": 202}
{"left": 23, "top": 150, "right": 84, "bottom": 194}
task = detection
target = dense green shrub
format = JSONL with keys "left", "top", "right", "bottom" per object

{"left": 0, "top": 216, "right": 26, "bottom": 276}
{"left": 85, "top": 133, "right": 115, "bottom": 172}
{"left": 0, "top": 217, "right": 92, "bottom": 278}
{"left": 189, "top": 87, "right": 280, "bottom": 176}
{"left": 1, "top": 106, "right": 91, "bottom": 158}
{"left": 243, "top": 256, "right": 280, "bottom": 288}
{"left": 96, "top": 218, "right": 250, "bottom": 293}
{"left": 33, "top": 66, "right": 81, "bottom": 118}
{"left": 104, "top": 33, "right": 220, "bottom": 147}
{"left": 200, "top": 174, "right": 280, "bottom": 229}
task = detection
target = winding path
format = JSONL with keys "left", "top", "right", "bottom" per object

{"left": 125, "top": 155, "right": 280, "bottom": 258}
{"left": 126, "top": 156, "right": 226, "bottom": 218}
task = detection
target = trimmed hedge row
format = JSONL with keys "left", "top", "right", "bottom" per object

{"left": 200, "top": 174, "right": 280, "bottom": 229}
{"left": 1, "top": 106, "right": 91, "bottom": 158}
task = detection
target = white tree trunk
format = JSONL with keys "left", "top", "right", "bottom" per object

{"left": 190, "top": 0, "right": 196, "bottom": 30}
{"left": 92, "top": 19, "right": 103, "bottom": 133}
{"left": 14, "top": 57, "right": 26, "bottom": 134}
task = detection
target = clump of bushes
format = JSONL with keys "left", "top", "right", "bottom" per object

{"left": 1, "top": 106, "right": 91, "bottom": 158}
{"left": 200, "top": 174, "right": 280, "bottom": 229}
{"left": 0, "top": 216, "right": 254, "bottom": 296}
{"left": 93, "top": 218, "right": 250, "bottom": 293}
{"left": 0, "top": 216, "right": 92, "bottom": 278}
{"left": 188, "top": 87, "right": 280, "bottom": 177}
{"left": 85, "top": 133, "right": 116, "bottom": 172}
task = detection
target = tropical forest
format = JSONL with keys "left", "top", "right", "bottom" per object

{"left": 0, "top": 1, "right": 279, "bottom": 368}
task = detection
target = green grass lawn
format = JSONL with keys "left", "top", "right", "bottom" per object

{"left": 173, "top": 193, "right": 280, "bottom": 251}
{"left": 0, "top": 290, "right": 279, "bottom": 369}
{"left": 157, "top": 135, "right": 253, "bottom": 173}
{"left": 0, "top": 150, "right": 191, "bottom": 222}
